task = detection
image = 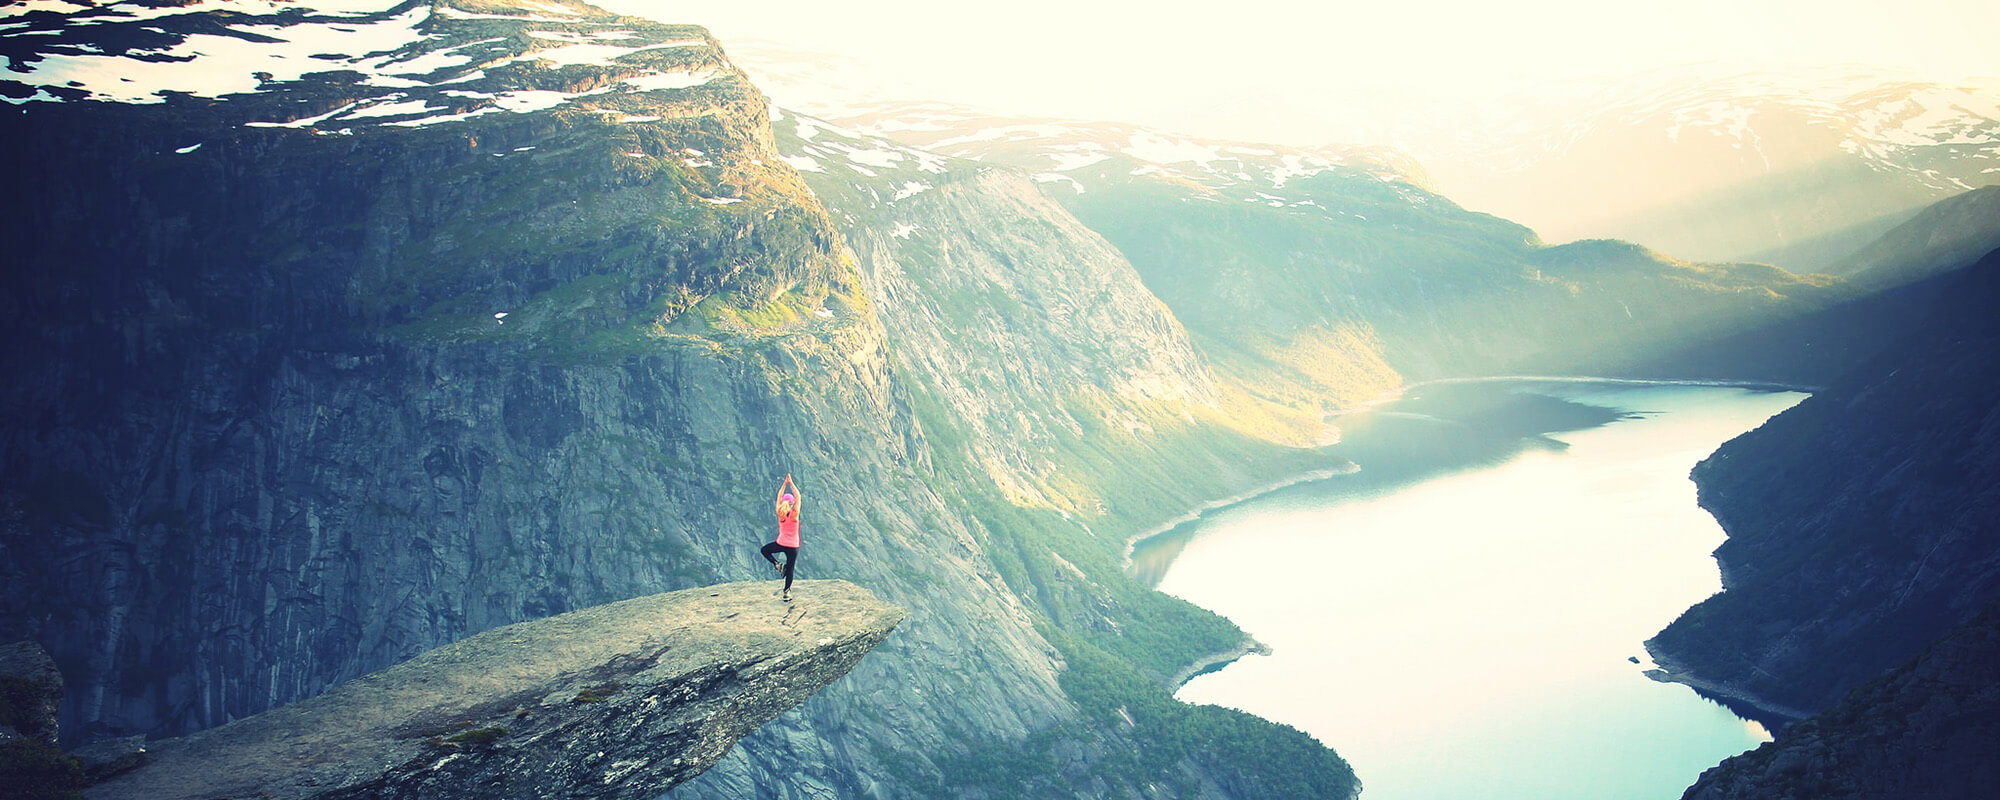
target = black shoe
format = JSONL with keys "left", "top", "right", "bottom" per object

{"left": 781, "top": 590, "right": 792, "bottom": 602}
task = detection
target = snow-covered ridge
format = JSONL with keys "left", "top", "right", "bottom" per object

{"left": 720, "top": 36, "right": 1437, "bottom": 208}
{"left": 807, "top": 101, "right": 1436, "bottom": 212}
{"left": 0, "top": 0, "right": 732, "bottom": 131}
{"left": 1614, "top": 74, "right": 2000, "bottom": 156}
{"left": 1430, "top": 69, "right": 2000, "bottom": 193}
{"left": 766, "top": 104, "right": 962, "bottom": 233}
{"left": 771, "top": 104, "right": 948, "bottom": 182}
{"left": 765, "top": 102, "right": 1435, "bottom": 238}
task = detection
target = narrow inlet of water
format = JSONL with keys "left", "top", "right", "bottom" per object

{"left": 1147, "top": 381, "right": 1804, "bottom": 800}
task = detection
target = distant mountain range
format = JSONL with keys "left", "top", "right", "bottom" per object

{"left": 736, "top": 46, "right": 2000, "bottom": 272}
{"left": 1392, "top": 69, "right": 2000, "bottom": 268}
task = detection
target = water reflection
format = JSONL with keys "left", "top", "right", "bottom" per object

{"left": 1150, "top": 382, "right": 1804, "bottom": 800}
{"left": 1132, "top": 381, "right": 1629, "bottom": 586}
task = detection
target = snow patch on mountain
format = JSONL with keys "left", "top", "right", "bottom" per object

{"left": 1, "top": 0, "right": 730, "bottom": 129}
{"left": 805, "top": 101, "right": 1437, "bottom": 206}
{"left": 782, "top": 154, "right": 827, "bottom": 173}
{"left": 1121, "top": 132, "right": 1224, "bottom": 166}
{"left": 622, "top": 70, "right": 719, "bottom": 92}
{"left": 774, "top": 112, "right": 950, "bottom": 187}
{"left": 1033, "top": 173, "right": 1086, "bottom": 193}
{"left": 1409, "top": 69, "right": 2000, "bottom": 195}
{"left": 6, "top": 4, "right": 433, "bottom": 103}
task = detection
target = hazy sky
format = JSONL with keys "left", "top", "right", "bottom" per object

{"left": 594, "top": 0, "right": 2000, "bottom": 147}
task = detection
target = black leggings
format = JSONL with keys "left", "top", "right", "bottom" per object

{"left": 761, "top": 541, "right": 798, "bottom": 591}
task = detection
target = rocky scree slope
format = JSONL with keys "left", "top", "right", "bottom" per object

{"left": 1647, "top": 245, "right": 2000, "bottom": 724}
{"left": 78, "top": 580, "right": 905, "bottom": 800}
{"left": 773, "top": 108, "right": 1245, "bottom": 502}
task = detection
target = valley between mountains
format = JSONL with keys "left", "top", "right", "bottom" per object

{"left": 3, "top": 1, "right": 1997, "bottom": 798}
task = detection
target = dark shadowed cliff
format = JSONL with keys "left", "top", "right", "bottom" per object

{"left": 1680, "top": 599, "right": 2000, "bottom": 800}
{"left": 1647, "top": 246, "right": 2000, "bottom": 723}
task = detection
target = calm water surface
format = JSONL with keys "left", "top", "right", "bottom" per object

{"left": 1150, "top": 382, "right": 1805, "bottom": 800}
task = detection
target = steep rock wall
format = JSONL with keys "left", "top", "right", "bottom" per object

{"left": 0, "top": 6, "right": 1072, "bottom": 797}
{"left": 1647, "top": 247, "right": 2000, "bottom": 722}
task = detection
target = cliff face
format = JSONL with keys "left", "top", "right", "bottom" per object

{"left": 1646, "top": 246, "right": 2000, "bottom": 722}
{"left": 0, "top": 3, "right": 1072, "bottom": 797}
{"left": 771, "top": 111, "right": 1240, "bottom": 506}
{"left": 755, "top": 109, "right": 1361, "bottom": 799}
{"left": 1680, "top": 599, "right": 2000, "bottom": 800}
{"left": 73, "top": 580, "right": 904, "bottom": 800}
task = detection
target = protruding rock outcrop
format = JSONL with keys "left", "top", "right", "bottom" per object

{"left": 82, "top": 581, "right": 903, "bottom": 800}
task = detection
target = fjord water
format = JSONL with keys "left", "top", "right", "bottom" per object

{"left": 1151, "top": 382, "right": 1806, "bottom": 799}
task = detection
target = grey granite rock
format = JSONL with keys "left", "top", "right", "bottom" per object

{"left": 84, "top": 581, "right": 903, "bottom": 800}
{"left": 70, "top": 735, "right": 147, "bottom": 783}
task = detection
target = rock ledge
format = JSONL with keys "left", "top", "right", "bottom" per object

{"left": 85, "top": 580, "right": 904, "bottom": 800}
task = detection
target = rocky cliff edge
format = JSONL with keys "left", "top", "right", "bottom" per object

{"left": 1680, "top": 598, "right": 2000, "bottom": 800}
{"left": 74, "top": 580, "right": 902, "bottom": 800}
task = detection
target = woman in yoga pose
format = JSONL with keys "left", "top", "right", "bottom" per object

{"left": 762, "top": 474, "right": 803, "bottom": 601}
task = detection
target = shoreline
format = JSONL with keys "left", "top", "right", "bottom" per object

{"left": 1389, "top": 374, "right": 1820, "bottom": 395}
{"left": 1122, "top": 463, "right": 1359, "bottom": 567}
{"left": 1169, "top": 635, "right": 1273, "bottom": 692}
{"left": 1138, "top": 375, "right": 1817, "bottom": 715}
{"left": 1330, "top": 374, "right": 1818, "bottom": 419}
{"left": 1126, "top": 375, "right": 1807, "bottom": 569}
{"left": 1641, "top": 643, "right": 1813, "bottom": 730}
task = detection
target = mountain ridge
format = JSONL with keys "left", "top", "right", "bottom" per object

{"left": 1398, "top": 68, "right": 2000, "bottom": 265}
